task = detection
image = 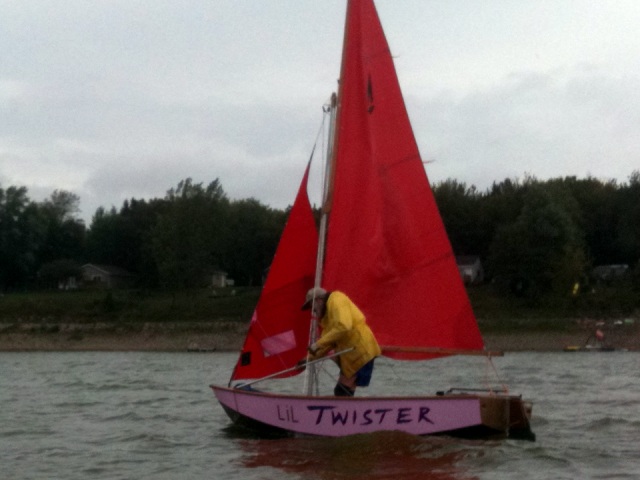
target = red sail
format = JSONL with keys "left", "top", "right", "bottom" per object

{"left": 231, "top": 164, "right": 317, "bottom": 381}
{"left": 323, "top": 0, "right": 484, "bottom": 359}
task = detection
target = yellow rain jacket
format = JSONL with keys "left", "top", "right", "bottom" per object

{"left": 309, "top": 291, "right": 381, "bottom": 379}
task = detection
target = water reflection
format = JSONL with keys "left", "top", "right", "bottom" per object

{"left": 233, "top": 430, "right": 479, "bottom": 480}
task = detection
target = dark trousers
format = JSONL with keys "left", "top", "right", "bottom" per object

{"left": 334, "top": 383, "right": 355, "bottom": 396}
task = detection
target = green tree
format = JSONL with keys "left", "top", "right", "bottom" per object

{"left": 433, "top": 179, "right": 483, "bottom": 255}
{"left": 43, "top": 190, "right": 81, "bottom": 221}
{"left": 562, "top": 176, "right": 619, "bottom": 266}
{"left": 86, "top": 206, "right": 124, "bottom": 265}
{"left": 488, "top": 185, "right": 586, "bottom": 299}
{"left": 87, "top": 198, "right": 166, "bottom": 287}
{"left": 37, "top": 190, "right": 86, "bottom": 265}
{"left": 0, "top": 186, "right": 45, "bottom": 289}
{"left": 615, "top": 171, "right": 640, "bottom": 267}
{"left": 118, "top": 198, "right": 167, "bottom": 287}
{"left": 479, "top": 177, "right": 531, "bottom": 269}
{"left": 151, "top": 178, "right": 229, "bottom": 289}
{"left": 38, "top": 259, "right": 82, "bottom": 289}
{"left": 223, "top": 198, "right": 286, "bottom": 285}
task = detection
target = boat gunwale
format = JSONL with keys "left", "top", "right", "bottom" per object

{"left": 210, "top": 384, "right": 521, "bottom": 402}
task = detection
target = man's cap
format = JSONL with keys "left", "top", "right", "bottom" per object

{"left": 302, "top": 287, "right": 327, "bottom": 310}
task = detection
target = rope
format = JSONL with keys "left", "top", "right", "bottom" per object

{"left": 484, "top": 355, "right": 509, "bottom": 394}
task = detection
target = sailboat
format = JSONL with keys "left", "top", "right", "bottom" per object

{"left": 211, "top": 0, "right": 534, "bottom": 441}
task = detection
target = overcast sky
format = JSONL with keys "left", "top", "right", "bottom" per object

{"left": 2, "top": 0, "right": 639, "bottom": 224}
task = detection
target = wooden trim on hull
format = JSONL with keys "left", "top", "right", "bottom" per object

{"left": 507, "top": 397, "right": 536, "bottom": 441}
{"left": 477, "top": 394, "right": 535, "bottom": 441}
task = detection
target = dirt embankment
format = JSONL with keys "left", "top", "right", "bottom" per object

{"left": 1, "top": 320, "right": 638, "bottom": 352}
{"left": 0, "top": 322, "right": 247, "bottom": 352}
{"left": 483, "top": 320, "right": 640, "bottom": 352}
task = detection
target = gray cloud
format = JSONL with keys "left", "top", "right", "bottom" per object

{"left": 2, "top": 0, "right": 640, "bottom": 224}
{"left": 415, "top": 65, "right": 640, "bottom": 190}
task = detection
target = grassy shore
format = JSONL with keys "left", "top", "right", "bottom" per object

{"left": 1, "top": 286, "right": 638, "bottom": 352}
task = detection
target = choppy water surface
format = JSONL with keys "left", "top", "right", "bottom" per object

{"left": 1, "top": 351, "right": 639, "bottom": 479}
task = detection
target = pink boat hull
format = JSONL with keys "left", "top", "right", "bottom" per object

{"left": 211, "top": 385, "right": 509, "bottom": 438}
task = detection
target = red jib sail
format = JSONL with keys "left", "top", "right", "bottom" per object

{"left": 323, "top": 0, "right": 484, "bottom": 358}
{"left": 231, "top": 164, "right": 317, "bottom": 381}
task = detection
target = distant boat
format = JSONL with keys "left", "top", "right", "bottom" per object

{"left": 187, "top": 343, "right": 216, "bottom": 353}
{"left": 564, "top": 329, "right": 624, "bottom": 352}
{"left": 563, "top": 345, "right": 618, "bottom": 352}
{"left": 211, "top": 0, "right": 534, "bottom": 441}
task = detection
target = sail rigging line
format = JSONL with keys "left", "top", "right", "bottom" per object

{"left": 484, "top": 355, "right": 509, "bottom": 394}
{"left": 304, "top": 94, "right": 339, "bottom": 397}
{"left": 237, "top": 348, "right": 354, "bottom": 389}
{"left": 227, "top": 118, "right": 328, "bottom": 387}
{"left": 381, "top": 346, "right": 503, "bottom": 357}
{"left": 321, "top": 0, "right": 350, "bottom": 216}
{"left": 315, "top": 356, "right": 341, "bottom": 383}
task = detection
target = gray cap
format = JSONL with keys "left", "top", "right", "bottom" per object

{"left": 301, "top": 287, "right": 327, "bottom": 310}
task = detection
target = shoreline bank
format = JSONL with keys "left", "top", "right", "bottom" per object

{"left": 1, "top": 321, "right": 639, "bottom": 352}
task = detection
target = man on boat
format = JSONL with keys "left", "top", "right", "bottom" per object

{"left": 301, "top": 287, "right": 381, "bottom": 397}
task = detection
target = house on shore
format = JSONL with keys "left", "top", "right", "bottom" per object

{"left": 212, "top": 270, "right": 234, "bottom": 289}
{"left": 81, "top": 264, "right": 136, "bottom": 289}
{"left": 592, "top": 264, "right": 629, "bottom": 284}
{"left": 456, "top": 256, "right": 484, "bottom": 285}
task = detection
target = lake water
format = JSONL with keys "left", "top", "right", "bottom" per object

{"left": 2, "top": 351, "right": 639, "bottom": 479}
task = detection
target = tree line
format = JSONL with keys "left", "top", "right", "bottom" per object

{"left": 433, "top": 172, "right": 640, "bottom": 299}
{"left": 1, "top": 172, "right": 639, "bottom": 299}
{"left": 0, "top": 179, "right": 287, "bottom": 291}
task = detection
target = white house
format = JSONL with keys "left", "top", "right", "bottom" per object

{"left": 455, "top": 256, "right": 484, "bottom": 285}
{"left": 81, "top": 264, "right": 135, "bottom": 289}
{"left": 592, "top": 264, "right": 629, "bottom": 283}
{"left": 212, "top": 270, "right": 234, "bottom": 288}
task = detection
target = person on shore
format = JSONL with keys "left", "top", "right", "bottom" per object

{"left": 300, "top": 287, "right": 381, "bottom": 396}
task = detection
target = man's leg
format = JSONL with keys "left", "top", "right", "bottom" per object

{"left": 334, "top": 382, "right": 355, "bottom": 396}
{"left": 334, "top": 372, "right": 356, "bottom": 396}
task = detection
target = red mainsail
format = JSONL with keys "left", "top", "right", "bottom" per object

{"left": 231, "top": 164, "right": 317, "bottom": 381}
{"left": 322, "top": 0, "right": 484, "bottom": 358}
